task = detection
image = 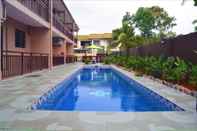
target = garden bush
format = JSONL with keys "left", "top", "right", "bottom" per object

{"left": 103, "top": 55, "right": 197, "bottom": 90}
{"left": 189, "top": 65, "right": 197, "bottom": 89}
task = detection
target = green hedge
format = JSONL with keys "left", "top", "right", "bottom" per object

{"left": 104, "top": 55, "right": 197, "bottom": 90}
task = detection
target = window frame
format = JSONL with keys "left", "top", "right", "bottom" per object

{"left": 15, "top": 29, "right": 26, "bottom": 48}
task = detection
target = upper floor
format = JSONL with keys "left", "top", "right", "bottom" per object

{"left": 3, "top": 0, "right": 79, "bottom": 42}
{"left": 76, "top": 33, "right": 112, "bottom": 49}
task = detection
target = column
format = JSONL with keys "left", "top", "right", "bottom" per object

{"left": 0, "top": 0, "right": 3, "bottom": 79}
{"left": 49, "top": 0, "right": 53, "bottom": 69}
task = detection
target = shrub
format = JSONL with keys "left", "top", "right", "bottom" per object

{"left": 189, "top": 65, "right": 197, "bottom": 88}
{"left": 84, "top": 58, "right": 91, "bottom": 64}
{"left": 103, "top": 57, "right": 111, "bottom": 64}
{"left": 103, "top": 55, "right": 196, "bottom": 88}
{"left": 162, "top": 57, "right": 188, "bottom": 83}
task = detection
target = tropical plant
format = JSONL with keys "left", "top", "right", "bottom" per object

{"left": 189, "top": 65, "right": 197, "bottom": 88}
{"left": 117, "top": 21, "right": 135, "bottom": 56}
{"left": 84, "top": 58, "right": 91, "bottom": 64}
{"left": 111, "top": 28, "right": 122, "bottom": 47}
{"left": 103, "top": 55, "right": 197, "bottom": 90}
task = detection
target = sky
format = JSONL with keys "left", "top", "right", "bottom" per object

{"left": 64, "top": 0, "right": 197, "bottom": 35}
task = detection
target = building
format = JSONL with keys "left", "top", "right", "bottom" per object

{"left": 74, "top": 33, "right": 112, "bottom": 58}
{"left": 0, "top": 0, "right": 79, "bottom": 79}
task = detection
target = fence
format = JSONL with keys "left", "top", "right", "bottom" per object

{"left": 127, "top": 32, "right": 197, "bottom": 64}
{"left": 2, "top": 50, "right": 49, "bottom": 78}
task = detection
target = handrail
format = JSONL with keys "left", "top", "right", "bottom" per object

{"left": 17, "top": 0, "right": 49, "bottom": 21}
{"left": 2, "top": 50, "right": 49, "bottom": 56}
{"left": 53, "top": 15, "right": 74, "bottom": 40}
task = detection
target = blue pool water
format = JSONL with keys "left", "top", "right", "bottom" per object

{"left": 33, "top": 67, "right": 184, "bottom": 112}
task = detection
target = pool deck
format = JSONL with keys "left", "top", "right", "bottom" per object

{"left": 0, "top": 63, "right": 196, "bottom": 131}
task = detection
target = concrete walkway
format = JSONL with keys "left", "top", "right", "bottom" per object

{"left": 0, "top": 63, "right": 196, "bottom": 131}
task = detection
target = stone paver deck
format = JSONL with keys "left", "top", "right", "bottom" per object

{"left": 0, "top": 63, "right": 196, "bottom": 131}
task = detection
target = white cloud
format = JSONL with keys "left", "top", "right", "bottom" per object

{"left": 64, "top": 0, "right": 197, "bottom": 35}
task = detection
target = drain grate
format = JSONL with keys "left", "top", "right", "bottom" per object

{"left": 25, "top": 74, "right": 41, "bottom": 78}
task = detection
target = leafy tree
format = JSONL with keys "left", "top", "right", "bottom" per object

{"left": 192, "top": 19, "right": 197, "bottom": 32}
{"left": 111, "top": 6, "right": 176, "bottom": 53}
{"left": 194, "top": 0, "right": 197, "bottom": 6}
{"left": 150, "top": 6, "right": 176, "bottom": 38}
{"left": 131, "top": 7, "right": 155, "bottom": 37}
{"left": 122, "top": 12, "right": 132, "bottom": 24}
{"left": 131, "top": 6, "right": 176, "bottom": 38}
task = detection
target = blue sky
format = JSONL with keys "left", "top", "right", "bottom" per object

{"left": 65, "top": 0, "right": 197, "bottom": 35}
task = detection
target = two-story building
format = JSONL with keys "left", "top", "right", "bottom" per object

{"left": 74, "top": 33, "right": 112, "bottom": 59}
{"left": 0, "top": 0, "right": 79, "bottom": 79}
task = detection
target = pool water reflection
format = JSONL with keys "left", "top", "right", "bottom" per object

{"left": 34, "top": 67, "right": 184, "bottom": 112}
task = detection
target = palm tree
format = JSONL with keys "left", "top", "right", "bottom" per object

{"left": 117, "top": 22, "right": 136, "bottom": 57}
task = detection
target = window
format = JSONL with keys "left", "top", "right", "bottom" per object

{"left": 15, "top": 29, "right": 25, "bottom": 48}
{"left": 1, "top": 26, "right": 3, "bottom": 49}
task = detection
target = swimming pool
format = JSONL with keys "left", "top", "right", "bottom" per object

{"left": 32, "top": 66, "right": 184, "bottom": 112}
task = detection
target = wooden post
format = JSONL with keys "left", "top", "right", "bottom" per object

{"left": 0, "top": 15, "right": 2, "bottom": 80}
{"left": 49, "top": 0, "right": 53, "bottom": 70}
{"left": 21, "top": 52, "right": 24, "bottom": 75}
{"left": 30, "top": 53, "right": 32, "bottom": 72}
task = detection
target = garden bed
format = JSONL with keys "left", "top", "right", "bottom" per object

{"left": 118, "top": 65, "right": 196, "bottom": 97}
{"left": 104, "top": 55, "right": 197, "bottom": 97}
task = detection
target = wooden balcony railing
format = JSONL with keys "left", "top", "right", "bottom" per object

{"left": 17, "top": 0, "right": 49, "bottom": 21}
{"left": 2, "top": 50, "right": 49, "bottom": 78}
{"left": 53, "top": 15, "right": 74, "bottom": 40}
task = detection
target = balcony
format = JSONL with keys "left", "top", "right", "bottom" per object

{"left": 53, "top": 15, "right": 74, "bottom": 40}
{"left": 17, "top": 0, "right": 49, "bottom": 21}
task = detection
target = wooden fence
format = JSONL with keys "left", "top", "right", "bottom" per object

{"left": 127, "top": 32, "right": 197, "bottom": 64}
